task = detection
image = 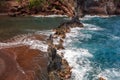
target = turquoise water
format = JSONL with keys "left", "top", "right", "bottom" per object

{"left": 64, "top": 16, "right": 120, "bottom": 80}
{"left": 81, "top": 16, "right": 120, "bottom": 69}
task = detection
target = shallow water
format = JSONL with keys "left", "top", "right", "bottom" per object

{"left": 0, "top": 16, "right": 65, "bottom": 41}
{"left": 63, "top": 16, "right": 120, "bottom": 80}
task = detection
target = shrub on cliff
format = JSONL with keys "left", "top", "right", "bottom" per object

{"left": 28, "top": 0, "right": 47, "bottom": 9}
{"left": 15, "top": 0, "right": 74, "bottom": 16}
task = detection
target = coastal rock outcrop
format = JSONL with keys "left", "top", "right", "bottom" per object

{"left": 53, "top": 20, "right": 83, "bottom": 39}
{"left": 47, "top": 34, "right": 71, "bottom": 80}
{"left": 99, "top": 77, "right": 106, "bottom": 80}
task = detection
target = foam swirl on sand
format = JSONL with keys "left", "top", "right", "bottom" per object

{"left": 0, "top": 32, "right": 49, "bottom": 80}
{"left": 0, "top": 33, "right": 48, "bottom": 52}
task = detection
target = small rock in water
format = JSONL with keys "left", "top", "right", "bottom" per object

{"left": 99, "top": 77, "right": 106, "bottom": 80}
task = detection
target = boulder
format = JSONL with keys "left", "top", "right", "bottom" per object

{"left": 59, "top": 21, "right": 83, "bottom": 28}
{"left": 48, "top": 71, "right": 61, "bottom": 80}
{"left": 58, "top": 59, "right": 71, "bottom": 79}
{"left": 53, "top": 20, "right": 83, "bottom": 39}
{"left": 99, "top": 77, "right": 106, "bottom": 80}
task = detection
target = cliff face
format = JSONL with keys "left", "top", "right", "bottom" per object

{"left": 81, "top": 0, "right": 120, "bottom": 15}
{"left": 0, "top": 0, "right": 120, "bottom": 16}
{"left": 0, "top": 0, "right": 74, "bottom": 17}
{"left": 73, "top": 0, "right": 120, "bottom": 16}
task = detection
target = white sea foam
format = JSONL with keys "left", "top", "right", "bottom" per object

{"left": 22, "top": 38, "right": 48, "bottom": 52}
{"left": 111, "top": 35, "right": 120, "bottom": 40}
{"left": 0, "top": 33, "right": 48, "bottom": 52}
{"left": 57, "top": 15, "right": 120, "bottom": 80}
{"left": 32, "top": 14, "right": 67, "bottom": 18}
{"left": 0, "top": 42, "right": 21, "bottom": 48}
{"left": 53, "top": 37, "right": 62, "bottom": 45}
{"left": 83, "top": 23, "right": 104, "bottom": 31}
{"left": 58, "top": 48, "right": 93, "bottom": 80}
{"left": 81, "top": 15, "right": 112, "bottom": 21}
{"left": 35, "top": 30, "right": 52, "bottom": 36}
{"left": 57, "top": 26, "right": 94, "bottom": 80}
{"left": 81, "top": 15, "right": 100, "bottom": 20}
{"left": 63, "top": 48, "right": 93, "bottom": 80}
{"left": 63, "top": 17, "right": 72, "bottom": 20}
{"left": 66, "top": 28, "right": 81, "bottom": 37}
{"left": 0, "top": 38, "right": 48, "bottom": 52}
{"left": 62, "top": 24, "right": 120, "bottom": 80}
{"left": 98, "top": 68, "right": 120, "bottom": 80}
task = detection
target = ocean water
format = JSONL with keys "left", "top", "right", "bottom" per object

{"left": 0, "top": 15, "right": 120, "bottom": 80}
{"left": 63, "top": 16, "right": 120, "bottom": 80}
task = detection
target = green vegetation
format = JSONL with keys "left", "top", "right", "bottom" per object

{"left": 16, "top": 0, "right": 64, "bottom": 9}
{"left": 15, "top": 0, "right": 49, "bottom": 9}
{"left": 29, "top": 0, "right": 47, "bottom": 9}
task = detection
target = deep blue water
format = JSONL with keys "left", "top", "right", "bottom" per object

{"left": 64, "top": 16, "right": 120, "bottom": 80}
{"left": 81, "top": 16, "right": 120, "bottom": 69}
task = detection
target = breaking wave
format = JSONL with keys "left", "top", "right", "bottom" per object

{"left": 61, "top": 16, "right": 120, "bottom": 80}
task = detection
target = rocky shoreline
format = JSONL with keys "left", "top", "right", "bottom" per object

{"left": 0, "top": 18, "right": 84, "bottom": 80}
{"left": 46, "top": 20, "right": 84, "bottom": 80}
{"left": 0, "top": 15, "right": 109, "bottom": 80}
{"left": 1, "top": 0, "right": 119, "bottom": 80}
{"left": 46, "top": 19, "right": 107, "bottom": 80}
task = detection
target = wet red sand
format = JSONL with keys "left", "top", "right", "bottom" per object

{"left": 0, "top": 37, "right": 48, "bottom": 80}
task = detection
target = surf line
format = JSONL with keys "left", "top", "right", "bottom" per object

{"left": 46, "top": 20, "right": 84, "bottom": 80}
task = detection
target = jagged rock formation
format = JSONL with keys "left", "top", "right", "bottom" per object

{"left": 99, "top": 77, "right": 106, "bottom": 80}
{"left": 47, "top": 34, "right": 71, "bottom": 80}
{"left": 52, "top": 0, "right": 84, "bottom": 35}
{"left": 53, "top": 20, "right": 83, "bottom": 39}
